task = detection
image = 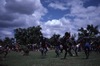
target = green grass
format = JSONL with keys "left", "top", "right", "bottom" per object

{"left": 0, "top": 50, "right": 100, "bottom": 66}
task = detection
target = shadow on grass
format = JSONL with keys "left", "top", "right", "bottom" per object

{"left": 0, "top": 64, "right": 8, "bottom": 66}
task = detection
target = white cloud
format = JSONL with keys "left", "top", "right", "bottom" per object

{"left": 0, "top": 29, "right": 14, "bottom": 39}
{"left": 41, "top": 0, "right": 100, "bottom": 38}
{"left": 0, "top": 0, "right": 100, "bottom": 39}
{"left": 69, "top": 1, "right": 100, "bottom": 27}
{"left": 48, "top": 2, "right": 68, "bottom": 10}
{"left": 41, "top": 17, "right": 77, "bottom": 38}
{"left": 0, "top": 0, "right": 47, "bottom": 38}
{"left": 1, "top": 30, "right": 12, "bottom": 36}
{"left": 45, "top": 19, "right": 62, "bottom": 27}
{"left": 32, "top": 0, "right": 47, "bottom": 20}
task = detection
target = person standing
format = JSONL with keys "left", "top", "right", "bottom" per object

{"left": 84, "top": 38, "right": 91, "bottom": 59}
{"left": 62, "top": 32, "right": 73, "bottom": 59}
{"left": 54, "top": 36, "right": 60, "bottom": 57}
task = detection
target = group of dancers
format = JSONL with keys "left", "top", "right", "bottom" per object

{"left": 39, "top": 32, "right": 94, "bottom": 59}
{"left": 0, "top": 32, "right": 100, "bottom": 60}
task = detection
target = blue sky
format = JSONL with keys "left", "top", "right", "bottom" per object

{"left": 0, "top": 0, "right": 100, "bottom": 39}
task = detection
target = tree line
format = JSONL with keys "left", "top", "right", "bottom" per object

{"left": 0, "top": 24, "right": 100, "bottom": 47}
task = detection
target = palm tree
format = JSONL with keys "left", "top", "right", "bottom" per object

{"left": 78, "top": 24, "right": 99, "bottom": 38}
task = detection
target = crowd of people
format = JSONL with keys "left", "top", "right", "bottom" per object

{"left": 38, "top": 32, "right": 100, "bottom": 59}
{"left": 0, "top": 32, "right": 100, "bottom": 60}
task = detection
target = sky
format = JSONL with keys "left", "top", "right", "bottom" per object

{"left": 0, "top": 0, "right": 100, "bottom": 39}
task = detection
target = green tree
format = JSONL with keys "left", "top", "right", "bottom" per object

{"left": 4, "top": 37, "right": 12, "bottom": 45}
{"left": 14, "top": 25, "right": 42, "bottom": 45}
{"left": 78, "top": 24, "right": 99, "bottom": 39}
{"left": 49, "top": 34, "right": 60, "bottom": 46}
{"left": 0, "top": 39, "right": 4, "bottom": 46}
{"left": 14, "top": 28, "right": 27, "bottom": 45}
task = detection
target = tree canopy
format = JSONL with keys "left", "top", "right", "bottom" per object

{"left": 14, "top": 25, "right": 42, "bottom": 45}
{"left": 78, "top": 24, "right": 99, "bottom": 39}
{"left": 0, "top": 24, "right": 99, "bottom": 46}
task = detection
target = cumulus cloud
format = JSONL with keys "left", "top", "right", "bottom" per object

{"left": 6, "top": 0, "right": 35, "bottom": 14}
{"left": 48, "top": 2, "right": 68, "bottom": 10}
{"left": 68, "top": 0, "right": 100, "bottom": 27}
{"left": 41, "top": 0, "right": 100, "bottom": 38}
{"left": 0, "top": 0, "right": 100, "bottom": 39}
{"left": 0, "top": 28, "right": 14, "bottom": 39}
{"left": 41, "top": 17, "right": 77, "bottom": 38}
{"left": 0, "top": 0, "right": 47, "bottom": 38}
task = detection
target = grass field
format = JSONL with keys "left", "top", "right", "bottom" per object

{"left": 0, "top": 50, "right": 100, "bottom": 66}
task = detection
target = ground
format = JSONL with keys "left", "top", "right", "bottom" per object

{"left": 0, "top": 50, "right": 100, "bottom": 66}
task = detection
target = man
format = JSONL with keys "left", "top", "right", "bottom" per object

{"left": 40, "top": 37, "right": 48, "bottom": 56}
{"left": 84, "top": 39, "right": 91, "bottom": 59}
{"left": 54, "top": 36, "right": 60, "bottom": 57}
{"left": 62, "top": 32, "right": 73, "bottom": 59}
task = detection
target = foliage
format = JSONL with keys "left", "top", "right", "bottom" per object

{"left": 49, "top": 34, "right": 60, "bottom": 46}
{"left": 14, "top": 25, "right": 42, "bottom": 45}
{"left": 78, "top": 24, "right": 99, "bottom": 39}
{"left": 0, "top": 39, "right": 3, "bottom": 46}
